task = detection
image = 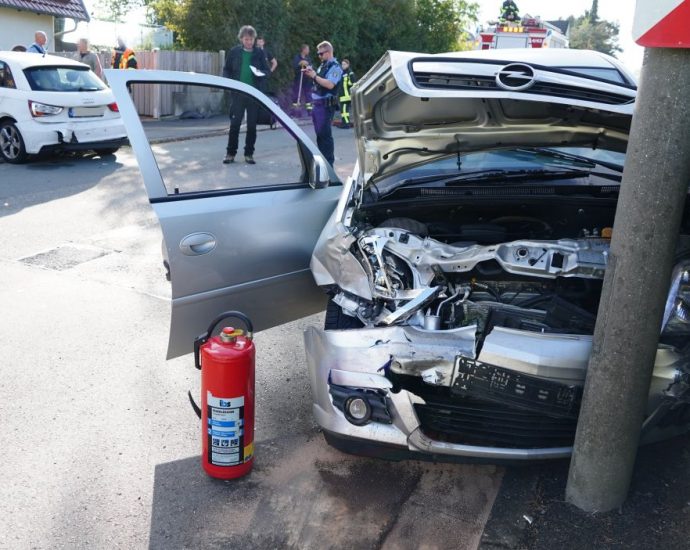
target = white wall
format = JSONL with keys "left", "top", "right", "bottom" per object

{"left": 0, "top": 10, "right": 54, "bottom": 51}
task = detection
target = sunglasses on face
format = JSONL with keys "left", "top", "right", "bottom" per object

{"left": 317, "top": 50, "right": 328, "bottom": 56}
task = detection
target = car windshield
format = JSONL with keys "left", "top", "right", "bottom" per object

{"left": 23, "top": 65, "right": 106, "bottom": 92}
{"left": 374, "top": 146, "right": 626, "bottom": 193}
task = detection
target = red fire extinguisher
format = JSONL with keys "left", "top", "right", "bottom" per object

{"left": 190, "top": 311, "right": 255, "bottom": 480}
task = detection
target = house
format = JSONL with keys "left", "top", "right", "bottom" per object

{"left": 546, "top": 19, "right": 571, "bottom": 38}
{"left": 0, "top": 0, "right": 90, "bottom": 52}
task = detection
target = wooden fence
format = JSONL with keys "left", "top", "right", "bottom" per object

{"left": 59, "top": 50, "right": 225, "bottom": 118}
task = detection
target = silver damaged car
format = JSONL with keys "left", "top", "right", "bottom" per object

{"left": 110, "top": 48, "right": 690, "bottom": 462}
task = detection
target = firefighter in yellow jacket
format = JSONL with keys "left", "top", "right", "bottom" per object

{"left": 112, "top": 37, "right": 138, "bottom": 69}
{"left": 338, "top": 59, "right": 355, "bottom": 129}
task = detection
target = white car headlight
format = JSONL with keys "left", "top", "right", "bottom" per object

{"left": 28, "top": 100, "right": 63, "bottom": 117}
{"left": 662, "top": 260, "right": 690, "bottom": 333}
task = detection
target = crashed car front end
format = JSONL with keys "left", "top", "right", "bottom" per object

{"left": 304, "top": 50, "right": 690, "bottom": 461}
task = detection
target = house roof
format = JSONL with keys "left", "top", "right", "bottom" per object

{"left": 0, "top": 0, "right": 90, "bottom": 22}
{"left": 546, "top": 20, "right": 570, "bottom": 36}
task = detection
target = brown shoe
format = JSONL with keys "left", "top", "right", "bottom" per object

{"left": 223, "top": 154, "right": 235, "bottom": 164}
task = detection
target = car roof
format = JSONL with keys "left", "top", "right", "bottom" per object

{"left": 0, "top": 51, "right": 88, "bottom": 69}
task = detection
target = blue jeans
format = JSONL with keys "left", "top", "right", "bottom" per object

{"left": 311, "top": 101, "right": 335, "bottom": 165}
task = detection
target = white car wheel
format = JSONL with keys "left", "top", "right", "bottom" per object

{"left": 0, "top": 121, "right": 28, "bottom": 164}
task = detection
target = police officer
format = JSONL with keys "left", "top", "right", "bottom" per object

{"left": 338, "top": 59, "right": 355, "bottom": 129}
{"left": 303, "top": 41, "right": 343, "bottom": 165}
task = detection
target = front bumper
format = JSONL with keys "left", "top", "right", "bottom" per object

{"left": 17, "top": 118, "right": 128, "bottom": 155}
{"left": 304, "top": 325, "right": 687, "bottom": 461}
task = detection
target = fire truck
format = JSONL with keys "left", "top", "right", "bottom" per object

{"left": 477, "top": 15, "right": 569, "bottom": 50}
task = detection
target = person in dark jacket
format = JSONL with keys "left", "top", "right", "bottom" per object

{"left": 291, "top": 44, "right": 313, "bottom": 112}
{"left": 222, "top": 25, "right": 270, "bottom": 165}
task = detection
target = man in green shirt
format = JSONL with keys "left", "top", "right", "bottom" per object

{"left": 222, "top": 25, "right": 270, "bottom": 164}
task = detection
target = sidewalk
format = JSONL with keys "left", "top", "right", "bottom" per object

{"left": 480, "top": 432, "right": 690, "bottom": 549}
{"left": 141, "top": 114, "right": 313, "bottom": 144}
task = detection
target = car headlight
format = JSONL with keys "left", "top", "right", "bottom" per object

{"left": 28, "top": 100, "right": 63, "bottom": 117}
{"left": 662, "top": 260, "right": 690, "bottom": 333}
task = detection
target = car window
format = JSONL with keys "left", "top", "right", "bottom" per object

{"left": 23, "top": 65, "right": 106, "bottom": 92}
{"left": 129, "top": 82, "right": 308, "bottom": 195}
{"left": 562, "top": 67, "right": 626, "bottom": 85}
{"left": 0, "top": 61, "right": 17, "bottom": 89}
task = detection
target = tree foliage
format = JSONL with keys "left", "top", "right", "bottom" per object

{"left": 99, "top": 0, "right": 478, "bottom": 92}
{"left": 567, "top": 0, "right": 621, "bottom": 56}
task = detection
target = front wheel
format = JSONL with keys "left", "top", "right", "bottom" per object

{"left": 0, "top": 121, "right": 28, "bottom": 164}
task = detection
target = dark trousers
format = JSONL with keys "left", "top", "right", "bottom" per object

{"left": 312, "top": 101, "right": 335, "bottom": 165}
{"left": 227, "top": 95, "right": 258, "bottom": 156}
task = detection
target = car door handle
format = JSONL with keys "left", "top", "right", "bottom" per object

{"left": 179, "top": 232, "right": 216, "bottom": 256}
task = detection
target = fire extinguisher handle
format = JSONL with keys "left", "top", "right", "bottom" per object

{"left": 193, "top": 311, "right": 254, "bottom": 370}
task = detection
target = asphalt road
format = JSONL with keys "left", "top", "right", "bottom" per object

{"left": 0, "top": 130, "right": 502, "bottom": 549}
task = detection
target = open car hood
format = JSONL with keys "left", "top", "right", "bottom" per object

{"left": 351, "top": 49, "right": 636, "bottom": 187}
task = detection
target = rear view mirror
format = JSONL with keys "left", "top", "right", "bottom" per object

{"left": 310, "top": 155, "right": 330, "bottom": 189}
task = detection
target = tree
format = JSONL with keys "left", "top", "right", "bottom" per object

{"left": 568, "top": 0, "right": 621, "bottom": 56}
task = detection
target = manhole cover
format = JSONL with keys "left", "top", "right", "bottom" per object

{"left": 19, "top": 244, "right": 112, "bottom": 270}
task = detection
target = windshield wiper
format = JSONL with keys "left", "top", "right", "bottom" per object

{"left": 442, "top": 168, "right": 593, "bottom": 185}
{"left": 519, "top": 147, "right": 624, "bottom": 173}
{"left": 373, "top": 168, "right": 592, "bottom": 198}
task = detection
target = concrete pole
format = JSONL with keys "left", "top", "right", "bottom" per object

{"left": 566, "top": 47, "right": 690, "bottom": 512}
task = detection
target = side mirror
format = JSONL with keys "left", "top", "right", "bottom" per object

{"left": 310, "top": 155, "right": 330, "bottom": 189}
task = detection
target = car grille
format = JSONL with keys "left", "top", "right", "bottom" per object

{"left": 414, "top": 396, "right": 577, "bottom": 449}
{"left": 413, "top": 71, "right": 634, "bottom": 106}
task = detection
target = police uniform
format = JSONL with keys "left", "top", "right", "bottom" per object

{"left": 311, "top": 58, "right": 343, "bottom": 165}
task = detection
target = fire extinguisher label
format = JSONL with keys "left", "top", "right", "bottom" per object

{"left": 207, "top": 391, "right": 245, "bottom": 467}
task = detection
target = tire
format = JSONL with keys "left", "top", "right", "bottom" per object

{"left": 94, "top": 147, "right": 119, "bottom": 156}
{"left": 0, "top": 121, "right": 28, "bottom": 164}
{"left": 324, "top": 299, "right": 363, "bottom": 330}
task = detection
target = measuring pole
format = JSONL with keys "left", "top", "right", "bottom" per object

{"left": 566, "top": 1, "right": 690, "bottom": 511}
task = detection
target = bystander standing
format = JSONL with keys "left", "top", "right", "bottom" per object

{"left": 78, "top": 38, "right": 103, "bottom": 80}
{"left": 222, "top": 25, "right": 270, "bottom": 165}
{"left": 303, "top": 41, "right": 342, "bottom": 165}
{"left": 27, "top": 31, "right": 47, "bottom": 54}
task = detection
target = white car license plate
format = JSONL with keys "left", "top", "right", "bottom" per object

{"left": 69, "top": 106, "right": 104, "bottom": 118}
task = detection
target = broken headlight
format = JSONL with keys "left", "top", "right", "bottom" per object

{"left": 662, "top": 261, "right": 690, "bottom": 333}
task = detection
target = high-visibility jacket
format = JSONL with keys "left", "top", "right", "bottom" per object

{"left": 339, "top": 70, "right": 355, "bottom": 103}
{"left": 112, "top": 48, "right": 138, "bottom": 69}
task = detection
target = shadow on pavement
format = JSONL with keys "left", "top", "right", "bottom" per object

{"left": 148, "top": 433, "right": 424, "bottom": 550}
{"left": 0, "top": 152, "right": 123, "bottom": 218}
{"left": 480, "top": 433, "right": 690, "bottom": 549}
{"left": 150, "top": 430, "right": 503, "bottom": 550}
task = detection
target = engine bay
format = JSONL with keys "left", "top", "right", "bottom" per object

{"left": 329, "top": 198, "right": 620, "bottom": 350}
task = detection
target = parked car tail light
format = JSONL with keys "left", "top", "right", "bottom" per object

{"left": 107, "top": 102, "right": 119, "bottom": 112}
{"left": 28, "top": 100, "right": 64, "bottom": 117}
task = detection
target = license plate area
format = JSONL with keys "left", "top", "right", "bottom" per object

{"left": 451, "top": 357, "right": 582, "bottom": 418}
{"left": 69, "top": 106, "right": 104, "bottom": 118}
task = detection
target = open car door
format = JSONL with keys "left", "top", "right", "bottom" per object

{"left": 107, "top": 69, "right": 341, "bottom": 358}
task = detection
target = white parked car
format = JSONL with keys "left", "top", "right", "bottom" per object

{"left": 0, "top": 51, "right": 127, "bottom": 163}
{"left": 109, "top": 48, "right": 690, "bottom": 463}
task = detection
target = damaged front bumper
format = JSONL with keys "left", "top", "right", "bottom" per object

{"left": 304, "top": 325, "right": 690, "bottom": 461}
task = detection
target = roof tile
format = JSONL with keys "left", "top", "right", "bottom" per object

{"left": 0, "top": 0, "right": 90, "bottom": 22}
